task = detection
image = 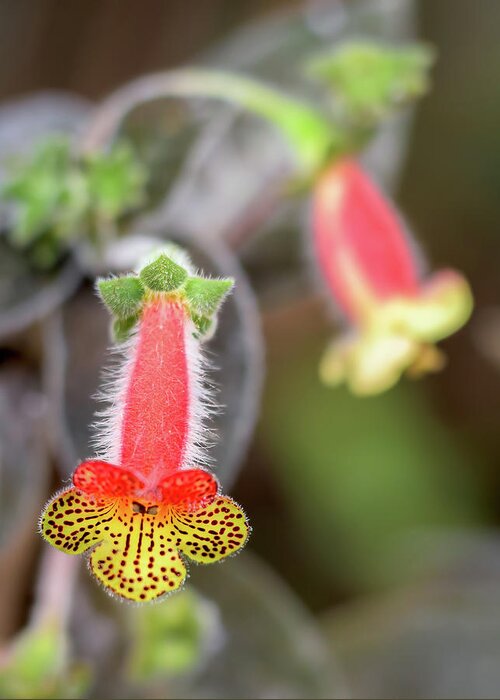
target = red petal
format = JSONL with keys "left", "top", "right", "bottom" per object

{"left": 313, "top": 159, "right": 420, "bottom": 321}
{"left": 73, "top": 460, "right": 144, "bottom": 498}
{"left": 158, "top": 468, "right": 218, "bottom": 510}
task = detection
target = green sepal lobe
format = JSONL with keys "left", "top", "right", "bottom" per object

{"left": 140, "top": 254, "right": 188, "bottom": 292}
{"left": 97, "top": 276, "right": 145, "bottom": 318}
{"left": 184, "top": 277, "right": 234, "bottom": 316}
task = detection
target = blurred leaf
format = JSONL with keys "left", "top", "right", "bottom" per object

{"left": 2, "top": 137, "right": 146, "bottom": 268}
{"left": 307, "top": 41, "right": 434, "bottom": 129}
{"left": 3, "top": 137, "right": 74, "bottom": 247}
{"left": 85, "top": 142, "right": 146, "bottom": 220}
{"left": 260, "top": 332, "right": 487, "bottom": 590}
{"left": 0, "top": 619, "right": 90, "bottom": 700}
{"left": 0, "top": 92, "right": 90, "bottom": 271}
{"left": 127, "top": 590, "right": 218, "bottom": 681}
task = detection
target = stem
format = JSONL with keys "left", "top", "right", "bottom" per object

{"left": 79, "top": 68, "right": 338, "bottom": 177}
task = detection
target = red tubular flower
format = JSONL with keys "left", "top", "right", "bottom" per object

{"left": 313, "top": 158, "right": 473, "bottom": 395}
{"left": 41, "top": 250, "right": 249, "bottom": 602}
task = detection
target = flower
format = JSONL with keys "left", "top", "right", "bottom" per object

{"left": 313, "top": 158, "right": 473, "bottom": 395}
{"left": 40, "top": 249, "right": 249, "bottom": 602}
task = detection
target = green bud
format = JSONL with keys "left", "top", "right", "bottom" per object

{"left": 97, "top": 275, "right": 145, "bottom": 318}
{"left": 112, "top": 314, "right": 139, "bottom": 343}
{"left": 140, "top": 254, "right": 188, "bottom": 292}
{"left": 184, "top": 276, "right": 234, "bottom": 317}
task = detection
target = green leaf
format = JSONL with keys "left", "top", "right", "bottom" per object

{"left": 140, "top": 253, "right": 188, "bottom": 292}
{"left": 184, "top": 276, "right": 234, "bottom": 316}
{"left": 97, "top": 275, "right": 145, "bottom": 318}
{"left": 306, "top": 41, "right": 435, "bottom": 127}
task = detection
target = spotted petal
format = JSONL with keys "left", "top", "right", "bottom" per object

{"left": 41, "top": 488, "right": 187, "bottom": 601}
{"left": 171, "top": 496, "right": 249, "bottom": 563}
{"left": 89, "top": 501, "right": 186, "bottom": 602}
{"left": 40, "top": 488, "right": 117, "bottom": 555}
{"left": 159, "top": 468, "right": 218, "bottom": 510}
{"left": 73, "top": 460, "right": 144, "bottom": 498}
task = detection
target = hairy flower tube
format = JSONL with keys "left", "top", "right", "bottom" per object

{"left": 40, "top": 249, "right": 249, "bottom": 601}
{"left": 313, "top": 159, "right": 473, "bottom": 395}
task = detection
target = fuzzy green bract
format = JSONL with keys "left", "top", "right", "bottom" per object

{"left": 97, "top": 250, "right": 234, "bottom": 342}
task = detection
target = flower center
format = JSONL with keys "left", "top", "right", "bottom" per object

{"left": 132, "top": 501, "right": 159, "bottom": 515}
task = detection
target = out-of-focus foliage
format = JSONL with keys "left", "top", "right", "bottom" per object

{"left": 85, "top": 143, "right": 146, "bottom": 220}
{"left": 2, "top": 137, "right": 146, "bottom": 267}
{"left": 0, "top": 620, "right": 90, "bottom": 700}
{"left": 126, "top": 590, "right": 218, "bottom": 680}
{"left": 307, "top": 41, "right": 434, "bottom": 129}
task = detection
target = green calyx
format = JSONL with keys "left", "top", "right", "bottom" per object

{"left": 139, "top": 253, "right": 188, "bottom": 292}
{"left": 97, "top": 249, "right": 234, "bottom": 342}
{"left": 184, "top": 277, "right": 234, "bottom": 316}
{"left": 98, "top": 275, "right": 145, "bottom": 318}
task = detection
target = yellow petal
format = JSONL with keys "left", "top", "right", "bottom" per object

{"left": 89, "top": 501, "right": 186, "bottom": 602}
{"left": 380, "top": 270, "right": 473, "bottom": 342}
{"left": 348, "top": 332, "right": 418, "bottom": 395}
{"left": 170, "top": 496, "right": 249, "bottom": 563}
{"left": 40, "top": 488, "right": 116, "bottom": 555}
{"left": 41, "top": 489, "right": 186, "bottom": 602}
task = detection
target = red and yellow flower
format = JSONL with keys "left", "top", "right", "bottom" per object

{"left": 40, "top": 250, "right": 249, "bottom": 601}
{"left": 313, "top": 159, "right": 473, "bottom": 395}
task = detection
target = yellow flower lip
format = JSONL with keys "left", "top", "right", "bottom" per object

{"left": 320, "top": 269, "right": 473, "bottom": 395}
{"left": 41, "top": 486, "right": 249, "bottom": 602}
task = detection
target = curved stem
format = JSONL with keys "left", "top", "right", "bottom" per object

{"left": 79, "top": 69, "right": 339, "bottom": 177}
